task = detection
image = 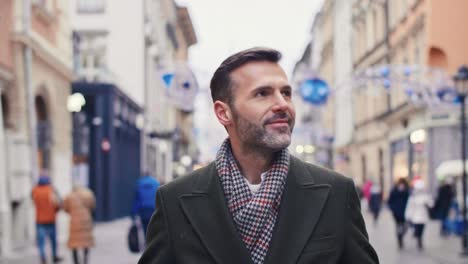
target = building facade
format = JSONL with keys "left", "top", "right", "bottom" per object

{"left": 70, "top": 0, "right": 199, "bottom": 184}
{"left": 71, "top": 83, "right": 142, "bottom": 221}
{"left": 294, "top": 0, "right": 354, "bottom": 170}
{"left": 311, "top": 0, "right": 468, "bottom": 197}
{"left": 144, "top": 0, "right": 198, "bottom": 182}
{"left": 349, "top": 0, "right": 391, "bottom": 191}
{"left": 349, "top": 0, "right": 468, "bottom": 196}
{"left": 0, "top": 0, "right": 73, "bottom": 256}
{"left": 383, "top": 0, "right": 468, "bottom": 194}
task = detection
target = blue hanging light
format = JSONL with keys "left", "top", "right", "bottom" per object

{"left": 404, "top": 66, "right": 412, "bottom": 77}
{"left": 383, "top": 79, "right": 391, "bottom": 90}
{"left": 299, "top": 78, "right": 329, "bottom": 106}
{"left": 380, "top": 66, "right": 390, "bottom": 78}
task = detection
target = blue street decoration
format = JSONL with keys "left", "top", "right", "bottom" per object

{"left": 436, "top": 87, "right": 458, "bottom": 103}
{"left": 299, "top": 78, "right": 329, "bottom": 106}
{"left": 166, "top": 64, "right": 199, "bottom": 112}
{"left": 383, "top": 79, "right": 391, "bottom": 89}
{"left": 162, "top": 73, "right": 174, "bottom": 88}
{"left": 404, "top": 66, "right": 412, "bottom": 77}
{"left": 405, "top": 87, "right": 413, "bottom": 96}
{"left": 380, "top": 66, "right": 390, "bottom": 78}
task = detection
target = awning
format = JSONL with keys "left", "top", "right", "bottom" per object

{"left": 435, "top": 160, "right": 468, "bottom": 179}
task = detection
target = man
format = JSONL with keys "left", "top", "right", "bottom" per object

{"left": 131, "top": 172, "right": 160, "bottom": 235}
{"left": 139, "top": 47, "right": 379, "bottom": 263}
{"left": 32, "top": 175, "right": 63, "bottom": 264}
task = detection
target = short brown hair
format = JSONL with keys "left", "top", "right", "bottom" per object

{"left": 210, "top": 47, "right": 282, "bottom": 104}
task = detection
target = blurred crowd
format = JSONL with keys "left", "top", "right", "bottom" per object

{"left": 358, "top": 176, "right": 459, "bottom": 251}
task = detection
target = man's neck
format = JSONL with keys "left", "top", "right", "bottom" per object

{"left": 230, "top": 142, "right": 275, "bottom": 185}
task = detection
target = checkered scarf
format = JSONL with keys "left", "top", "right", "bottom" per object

{"left": 216, "top": 139, "right": 289, "bottom": 264}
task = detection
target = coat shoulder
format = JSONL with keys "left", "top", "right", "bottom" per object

{"left": 158, "top": 162, "right": 216, "bottom": 198}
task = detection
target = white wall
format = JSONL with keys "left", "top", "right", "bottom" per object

{"left": 70, "top": 0, "right": 145, "bottom": 106}
{"left": 193, "top": 83, "right": 226, "bottom": 164}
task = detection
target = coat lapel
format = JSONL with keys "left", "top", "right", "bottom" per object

{"left": 265, "top": 157, "right": 331, "bottom": 264}
{"left": 179, "top": 163, "right": 253, "bottom": 264}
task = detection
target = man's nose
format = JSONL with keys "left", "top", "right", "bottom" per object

{"left": 271, "top": 92, "right": 289, "bottom": 112}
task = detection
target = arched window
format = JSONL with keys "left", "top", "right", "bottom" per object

{"left": 428, "top": 46, "right": 448, "bottom": 69}
{"left": 1, "top": 93, "right": 9, "bottom": 128}
{"left": 35, "top": 95, "right": 51, "bottom": 170}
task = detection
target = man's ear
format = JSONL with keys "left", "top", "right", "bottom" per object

{"left": 214, "top": 100, "right": 232, "bottom": 126}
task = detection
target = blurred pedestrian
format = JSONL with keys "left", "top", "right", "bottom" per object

{"left": 362, "top": 180, "right": 373, "bottom": 202}
{"left": 432, "top": 177, "right": 455, "bottom": 236}
{"left": 405, "top": 179, "right": 433, "bottom": 250}
{"left": 32, "top": 174, "right": 64, "bottom": 264}
{"left": 63, "top": 186, "right": 96, "bottom": 264}
{"left": 387, "top": 178, "right": 410, "bottom": 249}
{"left": 369, "top": 184, "right": 383, "bottom": 225}
{"left": 131, "top": 172, "right": 160, "bottom": 236}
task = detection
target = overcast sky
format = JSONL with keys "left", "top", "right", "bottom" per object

{"left": 176, "top": 0, "right": 323, "bottom": 86}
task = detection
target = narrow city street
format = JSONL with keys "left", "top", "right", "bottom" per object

{"left": 365, "top": 207, "right": 468, "bottom": 264}
{"left": 2, "top": 206, "right": 468, "bottom": 264}
{"left": 0, "top": 218, "right": 142, "bottom": 264}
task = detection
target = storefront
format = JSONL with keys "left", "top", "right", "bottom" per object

{"left": 72, "top": 83, "right": 142, "bottom": 221}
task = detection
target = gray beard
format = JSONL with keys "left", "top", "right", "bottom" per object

{"left": 232, "top": 111, "right": 292, "bottom": 153}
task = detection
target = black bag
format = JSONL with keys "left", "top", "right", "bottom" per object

{"left": 127, "top": 223, "right": 142, "bottom": 253}
{"left": 427, "top": 204, "right": 437, "bottom": 220}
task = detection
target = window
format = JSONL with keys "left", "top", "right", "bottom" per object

{"left": 94, "top": 54, "right": 102, "bottom": 69}
{"left": 372, "top": 8, "right": 378, "bottom": 44}
{"left": 414, "top": 39, "right": 420, "bottom": 64}
{"left": 81, "top": 54, "right": 89, "bottom": 69}
{"left": 77, "top": 0, "right": 106, "bottom": 13}
{"left": 33, "top": 0, "right": 54, "bottom": 16}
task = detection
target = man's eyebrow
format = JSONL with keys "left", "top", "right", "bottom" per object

{"left": 252, "top": 85, "right": 273, "bottom": 91}
{"left": 253, "top": 84, "right": 291, "bottom": 91}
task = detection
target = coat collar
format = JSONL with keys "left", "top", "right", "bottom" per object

{"left": 179, "top": 156, "right": 330, "bottom": 264}
{"left": 179, "top": 162, "right": 253, "bottom": 264}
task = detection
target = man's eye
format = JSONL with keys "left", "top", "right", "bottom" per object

{"left": 282, "top": 91, "right": 292, "bottom": 97}
{"left": 255, "top": 91, "right": 267, "bottom": 97}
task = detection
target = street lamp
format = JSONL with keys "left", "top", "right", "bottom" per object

{"left": 454, "top": 65, "right": 468, "bottom": 255}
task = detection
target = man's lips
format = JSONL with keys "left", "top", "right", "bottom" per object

{"left": 268, "top": 119, "right": 289, "bottom": 124}
{"left": 265, "top": 119, "right": 290, "bottom": 128}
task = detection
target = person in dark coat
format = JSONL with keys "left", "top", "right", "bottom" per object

{"left": 387, "top": 178, "right": 410, "bottom": 249}
{"left": 138, "top": 47, "right": 379, "bottom": 264}
{"left": 369, "top": 184, "right": 383, "bottom": 225}
{"left": 432, "top": 177, "right": 455, "bottom": 236}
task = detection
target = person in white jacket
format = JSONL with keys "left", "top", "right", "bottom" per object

{"left": 405, "top": 179, "right": 434, "bottom": 250}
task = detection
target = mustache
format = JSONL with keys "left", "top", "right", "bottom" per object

{"left": 264, "top": 112, "right": 293, "bottom": 125}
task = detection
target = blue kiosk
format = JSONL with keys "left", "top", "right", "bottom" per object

{"left": 72, "top": 82, "right": 142, "bottom": 221}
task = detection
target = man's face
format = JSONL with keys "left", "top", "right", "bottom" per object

{"left": 228, "top": 61, "right": 295, "bottom": 151}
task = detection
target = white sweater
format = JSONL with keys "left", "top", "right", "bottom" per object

{"left": 405, "top": 191, "right": 434, "bottom": 224}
